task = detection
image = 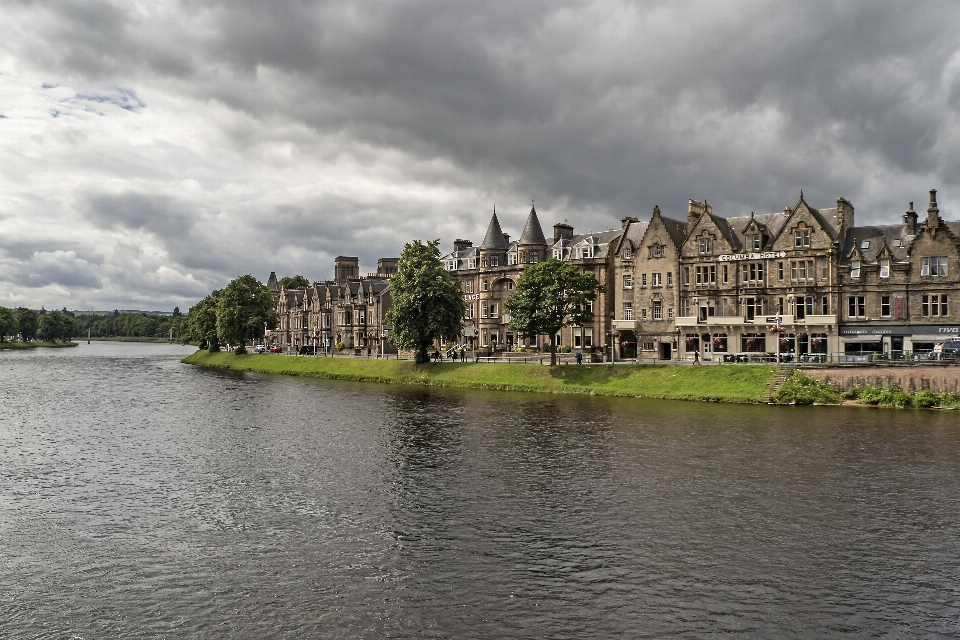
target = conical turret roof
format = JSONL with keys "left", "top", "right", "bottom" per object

{"left": 480, "top": 212, "right": 509, "bottom": 250}
{"left": 267, "top": 271, "right": 279, "bottom": 292}
{"left": 518, "top": 205, "right": 547, "bottom": 246}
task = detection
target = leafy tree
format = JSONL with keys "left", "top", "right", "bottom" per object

{"left": 0, "top": 307, "right": 18, "bottom": 341}
{"left": 37, "top": 311, "right": 78, "bottom": 342}
{"left": 504, "top": 258, "right": 603, "bottom": 365}
{"left": 278, "top": 275, "right": 310, "bottom": 290}
{"left": 385, "top": 239, "right": 466, "bottom": 364}
{"left": 16, "top": 308, "right": 38, "bottom": 341}
{"left": 216, "top": 275, "right": 278, "bottom": 351}
{"left": 172, "top": 306, "right": 181, "bottom": 318}
{"left": 182, "top": 291, "right": 222, "bottom": 350}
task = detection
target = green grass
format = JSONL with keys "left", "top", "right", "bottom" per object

{"left": 0, "top": 341, "right": 78, "bottom": 349}
{"left": 182, "top": 351, "right": 780, "bottom": 403}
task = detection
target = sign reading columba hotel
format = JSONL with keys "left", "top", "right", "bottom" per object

{"left": 718, "top": 251, "right": 787, "bottom": 261}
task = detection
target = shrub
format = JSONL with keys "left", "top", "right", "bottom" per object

{"left": 335, "top": 341, "right": 345, "bottom": 351}
{"left": 234, "top": 345, "right": 247, "bottom": 355}
{"left": 773, "top": 371, "right": 844, "bottom": 405}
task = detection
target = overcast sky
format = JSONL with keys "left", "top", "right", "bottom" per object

{"left": 3, "top": 1, "right": 960, "bottom": 311}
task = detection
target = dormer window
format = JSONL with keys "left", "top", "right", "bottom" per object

{"left": 795, "top": 229, "right": 810, "bottom": 248}
{"left": 623, "top": 246, "right": 632, "bottom": 260}
{"left": 894, "top": 239, "right": 903, "bottom": 248}
{"left": 508, "top": 252, "right": 517, "bottom": 265}
{"left": 850, "top": 259, "right": 861, "bottom": 279}
{"left": 879, "top": 258, "right": 889, "bottom": 278}
{"left": 861, "top": 240, "right": 870, "bottom": 249}
{"left": 748, "top": 234, "right": 762, "bottom": 251}
{"left": 553, "top": 248, "right": 562, "bottom": 259}
{"left": 467, "top": 257, "right": 477, "bottom": 269}
{"left": 698, "top": 237, "right": 712, "bottom": 254}
{"left": 579, "top": 246, "right": 594, "bottom": 259}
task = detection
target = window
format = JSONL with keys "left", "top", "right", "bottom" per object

{"left": 490, "top": 255, "right": 499, "bottom": 267}
{"left": 465, "top": 281, "right": 474, "bottom": 294}
{"left": 573, "top": 328, "right": 582, "bottom": 348}
{"left": 881, "top": 296, "right": 891, "bottom": 317}
{"left": 681, "top": 299, "right": 690, "bottom": 317}
{"left": 529, "top": 253, "right": 539, "bottom": 264}
{"left": 698, "top": 236, "right": 712, "bottom": 254}
{"left": 653, "top": 272, "right": 662, "bottom": 287}
{"left": 861, "top": 240, "right": 870, "bottom": 249}
{"left": 583, "top": 328, "right": 593, "bottom": 347}
{"left": 667, "top": 272, "right": 673, "bottom": 286}
{"left": 795, "top": 229, "right": 810, "bottom": 248}
{"left": 467, "top": 257, "right": 477, "bottom": 269}
{"left": 623, "top": 274, "right": 633, "bottom": 288}
{"left": 641, "top": 308, "right": 647, "bottom": 320}
{"left": 721, "top": 298, "right": 731, "bottom": 316}
{"left": 790, "top": 260, "right": 814, "bottom": 282}
{"left": 585, "top": 300, "right": 593, "bottom": 313}
{"left": 848, "top": 296, "right": 866, "bottom": 318}
{"left": 777, "top": 262, "right": 784, "bottom": 281}
{"left": 894, "top": 239, "right": 903, "bottom": 248}
{"left": 357, "top": 311, "right": 366, "bottom": 325}
{"left": 507, "top": 280, "right": 514, "bottom": 290}
{"left": 446, "top": 260, "right": 457, "bottom": 271}
{"left": 640, "top": 341, "right": 655, "bottom": 351}
{"left": 745, "top": 298, "right": 763, "bottom": 320}
{"left": 653, "top": 300, "right": 662, "bottom": 320}
{"left": 668, "top": 308, "right": 674, "bottom": 319}
{"left": 623, "top": 303, "right": 633, "bottom": 320}
{"left": 922, "top": 294, "right": 948, "bottom": 317}
{"left": 578, "top": 246, "right": 594, "bottom": 259}
{"left": 467, "top": 303, "right": 475, "bottom": 319}
{"left": 820, "top": 295, "right": 829, "bottom": 315}
{"left": 490, "top": 303, "right": 498, "bottom": 318}
{"left": 921, "top": 257, "right": 948, "bottom": 276}
{"left": 641, "top": 273, "right": 647, "bottom": 287}
{"left": 879, "top": 258, "right": 889, "bottom": 278}
{"left": 481, "top": 304, "right": 488, "bottom": 318}
{"left": 623, "top": 246, "right": 632, "bottom": 260}
{"left": 553, "top": 249, "right": 563, "bottom": 259}
{"left": 508, "top": 252, "right": 517, "bottom": 265}
{"left": 721, "top": 265, "right": 727, "bottom": 284}
{"left": 748, "top": 233, "right": 762, "bottom": 250}
{"left": 820, "top": 260, "right": 829, "bottom": 281}
{"left": 742, "top": 262, "right": 764, "bottom": 283}
{"left": 682, "top": 267, "right": 690, "bottom": 285}
{"left": 481, "top": 279, "right": 488, "bottom": 292}
{"left": 652, "top": 243, "right": 663, "bottom": 258}
{"left": 850, "top": 260, "right": 861, "bottom": 279}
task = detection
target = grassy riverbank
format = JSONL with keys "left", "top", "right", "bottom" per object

{"left": 183, "top": 350, "right": 779, "bottom": 403}
{"left": 0, "top": 341, "right": 78, "bottom": 349}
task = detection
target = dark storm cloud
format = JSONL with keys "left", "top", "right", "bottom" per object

{"left": 4, "top": 0, "right": 960, "bottom": 308}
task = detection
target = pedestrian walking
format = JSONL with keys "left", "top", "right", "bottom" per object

{"left": 575, "top": 351, "right": 582, "bottom": 365}
{"left": 693, "top": 350, "right": 700, "bottom": 365}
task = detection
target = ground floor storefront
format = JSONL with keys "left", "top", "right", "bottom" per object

{"left": 676, "top": 322, "right": 838, "bottom": 362}
{"left": 839, "top": 324, "right": 960, "bottom": 361}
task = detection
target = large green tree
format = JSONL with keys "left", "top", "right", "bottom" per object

{"left": 37, "top": 311, "right": 78, "bottom": 342}
{"left": 0, "top": 307, "right": 18, "bottom": 341}
{"left": 385, "top": 239, "right": 467, "bottom": 364}
{"left": 278, "top": 275, "right": 310, "bottom": 290}
{"left": 182, "top": 290, "right": 222, "bottom": 350}
{"left": 216, "top": 275, "right": 278, "bottom": 353}
{"left": 16, "top": 307, "right": 38, "bottom": 341}
{"left": 504, "top": 258, "right": 603, "bottom": 365}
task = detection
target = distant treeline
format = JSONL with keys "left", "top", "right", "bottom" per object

{"left": 0, "top": 307, "right": 184, "bottom": 342}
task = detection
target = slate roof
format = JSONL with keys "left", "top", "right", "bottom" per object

{"left": 480, "top": 212, "right": 509, "bottom": 250}
{"left": 840, "top": 225, "right": 912, "bottom": 263}
{"left": 518, "top": 206, "right": 548, "bottom": 246}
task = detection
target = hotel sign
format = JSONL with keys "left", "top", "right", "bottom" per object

{"left": 718, "top": 251, "right": 787, "bottom": 262}
{"left": 464, "top": 294, "right": 480, "bottom": 301}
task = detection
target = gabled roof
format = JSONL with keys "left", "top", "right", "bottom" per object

{"left": 480, "top": 212, "right": 509, "bottom": 250}
{"left": 839, "top": 225, "right": 911, "bottom": 263}
{"left": 518, "top": 205, "right": 548, "bottom": 246}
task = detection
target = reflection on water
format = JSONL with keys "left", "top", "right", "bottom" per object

{"left": 1, "top": 342, "right": 959, "bottom": 638}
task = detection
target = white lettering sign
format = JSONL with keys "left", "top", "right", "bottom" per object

{"left": 463, "top": 294, "right": 480, "bottom": 301}
{"left": 718, "top": 251, "right": 787, "bottom": 261}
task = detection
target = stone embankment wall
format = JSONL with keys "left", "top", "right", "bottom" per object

{"left": 804, "top": 365, "right": 960, "bottom": 393}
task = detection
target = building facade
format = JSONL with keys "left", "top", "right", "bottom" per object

{"left": 441, "top": 206, "right": 618, "bottom": 356}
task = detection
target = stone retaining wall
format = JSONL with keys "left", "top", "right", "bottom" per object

{"left": 804, "top": 365, "right": 960, "bottom": 393}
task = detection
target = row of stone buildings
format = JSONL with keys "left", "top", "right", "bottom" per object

{"left": 268, "top": 188, "right": 960, "bottom": 360}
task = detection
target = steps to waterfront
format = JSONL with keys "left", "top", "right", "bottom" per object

{"left": 769, "top": 364, "right": 797, "bottom": 399}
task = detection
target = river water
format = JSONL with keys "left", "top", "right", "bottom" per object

{"left": 2, "top": 342, "right": 959, "bottom": 638}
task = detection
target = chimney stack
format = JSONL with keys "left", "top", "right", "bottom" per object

{"left": 553, "top": 222, "right": 574, "bottom": 244}
{"left": 926, "top": 188, "right": 941, "bottom": 227}
{"left": 903, "top": 202, "right": 918, "bottom": 234}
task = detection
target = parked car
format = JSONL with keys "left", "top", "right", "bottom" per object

{"left": 254, "top": 344, "right": 266, "bottom": 353}
{"left": 269, "top": 345, "right": 283, "bottom": 353}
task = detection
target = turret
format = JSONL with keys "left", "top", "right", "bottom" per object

{"left": 479, "top": 211, "right": 508, "bottom": 267}
{"left": 518, "top": 205, "right": 548, "bottom": 263}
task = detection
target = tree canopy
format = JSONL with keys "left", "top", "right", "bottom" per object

{"left": 504, "top": 258, "right": 602, "bottom": 365}
{"left": 0, "top": 307, "right": 18, "bottom": 341}
{"left": 181, "top": 290, "right": 222, "bottom": 350}
{"left": 16, "top": 307, "right": 38, "bottom": 341}
{"left": 278, "top": 275, "right": 310, "bottom": 290}
{"left": 216, "top": 275, "right": 278, "bottom": 352}
{"left": 385, "top": 239, "right": 466, "bottom": 364}
{"left": 37, "top": 311, "right": 79, "bottom": 342}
